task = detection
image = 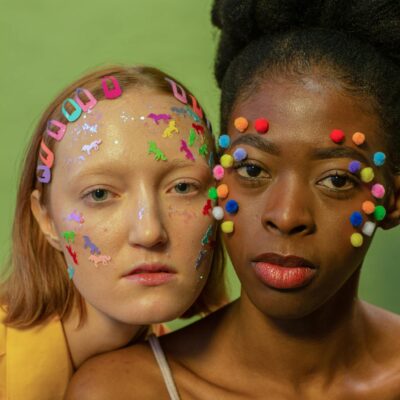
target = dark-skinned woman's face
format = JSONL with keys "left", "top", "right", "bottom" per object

{"left": 220, "top": 75, "right": 395, "bottom": 319}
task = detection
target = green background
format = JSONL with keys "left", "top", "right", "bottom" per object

{"left": 1, "top": 0, "right": 398, "bottom": 327}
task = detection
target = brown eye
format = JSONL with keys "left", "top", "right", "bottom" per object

{"left": 331, "top": 174, "right": 347, "bottom": 188}
{"left": 318, "top": 173, "right": 356, "bottom": 191}
{"left": 175, "top": 182, "right": 190, "bottom": 193}
{"left": 234, "top": 162, "right": 267, "bottom": 179}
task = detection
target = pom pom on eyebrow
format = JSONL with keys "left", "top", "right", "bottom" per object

{"left": 348, "top": 160, "right": 361, "bottom": 173}
{"left": 330, "top": 129, "right": 345, "bottom": 144}
{"left": 254, "top": 118, "right": 269, "bottom": 134}
{"left": 234, "top": 117, "right": 249, "bottom": 132}
{"left": 373, "top": 152, "right": 386, "bottom": 166}
{"left": 218, "top": 134, "right": 231, "bottom": 149}
{"left": 352, "top": 132, "right": 365, "bottom": 146}
{"left": 233, "top": 148, "right": 248, "bottom": 161}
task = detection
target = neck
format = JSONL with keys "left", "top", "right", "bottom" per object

{"left": 229, "top": 270, "right": 369, "bottom": 386}
{"left": 62, "top": 302, "right": 144, "bottom": 369}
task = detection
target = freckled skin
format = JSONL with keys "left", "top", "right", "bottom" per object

{"left": 48, "top": 88, "right": 215, "bottom": 326}
{"left": 66, "top": 75, "right": 400, "bottom": 400}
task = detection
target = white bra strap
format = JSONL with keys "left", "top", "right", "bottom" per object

{"left": 148, "top": 334, "right": 181, "bottom": 400}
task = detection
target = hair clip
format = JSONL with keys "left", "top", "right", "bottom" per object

{"left": 102, "top": 76, "right": 122, "bottom": 99}
{"left": 75, "top": 88, "right": 98, "bottom": 112}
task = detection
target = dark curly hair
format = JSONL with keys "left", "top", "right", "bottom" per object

{"left": 211, "top": 0, "right": 400, "bottom": 171}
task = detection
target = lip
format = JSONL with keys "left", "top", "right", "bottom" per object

{"left": 252, "top": 253, "right": 317, "bottom": 290}
{"left": 122, "top": 263, "right": 177, "bottom": 286}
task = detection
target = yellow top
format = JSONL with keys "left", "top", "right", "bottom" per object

{"left": 0, "top": 307, "right": 73, "bottom": 400}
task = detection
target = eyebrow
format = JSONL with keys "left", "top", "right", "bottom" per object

{"left": 230, "top": 133, "right": 370, "bottom": 165}
{"left": 311, "top": 147, "right": 370, "bottom": 164}
{"left": 230, "top": 134, "right": 281, "bottom": 156}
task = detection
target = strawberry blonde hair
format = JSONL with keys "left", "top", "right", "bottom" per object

{"left": 0, "top": 65, "right": 226, "bottom": 328}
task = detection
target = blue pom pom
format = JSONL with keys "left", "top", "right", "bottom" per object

{"left": 233, "top": 148, "right": 247, "bottom": 161}
{"left": 373, "top": 152, "right": 386, "bottom": 166}
{"left": 225, "top": 199, "right": 239, "bottom": 214}
{"left": 349, "top": 211, "right": 363, "bottom": 227}
{"left": 348, "top": 160, "right": 361, "bottom": 173}
{"left": 218, "top": 135, "right": 231, "bottom": 149}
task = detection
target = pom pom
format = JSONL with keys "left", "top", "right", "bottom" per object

{"left": 373, "top": 152, "right": 386, "bottom": 167}
{"left": 218, "top": 134, "right": 231, "bottom": 149}
{"left": 330, "top": 129, "right": 345, "bottom": 144}
{"left": 362, "top": 221, "right": 376, "bottom": 237}
{"left": 350, "top": 233, "right": 363, "bottom": 248}
{"left": 349, "top": 211, "right": 363, "bottom": 227}
{"left": 255, "top": 118, "right": 269, "bottom": 133}
{"left": 221, "top": 221, "right": 234, "bottom": 234}
{"left": 234, "top": 117, "right": 248, "bottom": 132}
{"left": 352, "top": 132, "right": 365, "bottom": 146}
{"left": 225, "top": 199, "right": 239, "bottom": 214}
{"left": 374, "top": 205, "right": 386, "bottom": 221}
{"left": 213, "top": 165, "right": 225, "bottom": 180}
{"left": 221, "top": 154, "right": 234, "bottom": 168}
{"left": 371, "top": 183, "right": 385, "bottom": 199}
{"left": 348, "top": 160, "right": 361, "bottom": 173}
{"left": 361, "top": 201, "right": 375, "bottom": 215}
{"left": 233, "top": 147, "right": 247, "bottom": 161}
{"left": 217, "top": 184, "right": 229, "bottom": 199}
{"left": 212, "top": 206, "right": 224, "bottom": 220}
{"left": 360, "top": 167, "right": 374, "bottom": 183}
{"left": 208, "top": 187, "right": 218, "bottom": 200}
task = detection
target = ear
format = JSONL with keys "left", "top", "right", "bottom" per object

{"left": 30, "top": 189, "right": 63, "bottom": 251}
{"left": 380, "top": 174, "right": 400, "bottom": 230}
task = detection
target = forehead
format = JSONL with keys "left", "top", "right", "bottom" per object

{"left": 53, "top": 88, "right": 211, "bottom": 174}
{"left": 230, "top": 78, "right": 382, "bottom": 150}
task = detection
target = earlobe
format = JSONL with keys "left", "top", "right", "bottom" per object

{"left": 380, "top": 175, "right": 400, "bottom": 230}
{"left": 30, "top": 190, "right": 62, "bottom": 251}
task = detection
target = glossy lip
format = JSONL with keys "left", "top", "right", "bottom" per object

{"left": 122, "top": 263, "right": 177, "bottom": 286}
{"left": 252, "top": 253, "right": 318, "bottom": 290}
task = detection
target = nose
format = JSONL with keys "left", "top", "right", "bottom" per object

{"left": 128, "top": 185, "right": 168, "bottom": 249}
{"left": 261, "top": 173, "right": 316, "bottom": 237}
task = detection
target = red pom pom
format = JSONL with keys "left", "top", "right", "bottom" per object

{"left": 330, "top": 129, "right": 345, "bottom": 144}
{"left": 255, "top": 118, "right": 269, "bottom": 134}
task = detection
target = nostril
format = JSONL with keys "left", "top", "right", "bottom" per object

{"left": 290, "top": 225, "right": 308, "bottom": 235}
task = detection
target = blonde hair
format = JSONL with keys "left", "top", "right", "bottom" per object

{"left": 1, "top": 65, "right": 226, "bottom": 327}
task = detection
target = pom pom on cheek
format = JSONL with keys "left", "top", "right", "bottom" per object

{"left": 221, "top": 221, "right": 234, "bottom": 233}
{"left": 350, "top": 233, "right": 363, "bottom": 247}
{"left": 373, "top": 152, "right": 386, "bottom": 166}
{"left": 371, "top": 183, "right": 385, "bottom": 199}
{"left": 212, "top": 206, "right": 224, "bottom": 220}
{"left": 349, "top": 211, "right": 363, "bottom": 227}
{"left": 362, "top": 201, "right": 375, "bottom": 215}
{"left": 213, "top": 165, "right": 225, "bottom": 180}
{"left": 225, "top": 199, "right": 239, "bottom": 214}
{"left": 217, "top": 184, "right": 229, "bottom": 199}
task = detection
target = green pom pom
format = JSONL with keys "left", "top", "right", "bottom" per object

{"left": 374, "top": 205, "right": 386, "bottom": 221}
{"left": 208, "top": 187, "right": 218, "bottom": 200}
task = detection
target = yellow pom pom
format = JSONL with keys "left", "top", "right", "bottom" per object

{"left": 221, "top": 221, "right": 234, "bottom": 234}
{"left": 220, "top": 154, "right": 234, "bottom": 168}
{"left": 234, "top": 117, "right": 248, "bottom": 132}
{"left": 350, "top": 233, "right": 363, "bottom": 247}
{"left": 360, "top": 167, "right": 374, "bottom": 183}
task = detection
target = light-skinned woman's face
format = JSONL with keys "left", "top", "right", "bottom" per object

{"left": 221, "top": 75, "right": 398, "bottom": 319}
{"left": 41, "top": 88, "right": 215, "bottom": 325}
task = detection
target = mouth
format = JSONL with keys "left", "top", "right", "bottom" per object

{"left": 252, "top": 253, "right": 317, "bottom": 290}
{"left": 122, "top": 263, "right": 177, "bottom": 286}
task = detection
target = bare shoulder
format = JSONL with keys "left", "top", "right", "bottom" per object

{"left": 65, "top": 341, "right": 168, "bottom": 400}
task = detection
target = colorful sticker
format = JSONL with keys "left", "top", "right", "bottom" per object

{"left": 147, "top": 113, "right": 171, "bottom": 125}
{"left": 62, "top": 231, "right": 76, "bottom": 243}
{"left": 148, "top": 141, "right": 167, "bottom": 161}
{"left": 81, "top": 139, "right": 102, "bottom": 155}
{"left": 179, "top": 139, "right": 195, "bottom": 161}
{"left": 89, "top": 254, "right": 112, "bottom": 267}
{"left": 162, "top": 120, "right": 179, "bottom": 138}
{"left": 66, "top": 245, "right": 78, "bottom": 265}
{"left": 83, "top": 235, "right": 101, "bottom": 255}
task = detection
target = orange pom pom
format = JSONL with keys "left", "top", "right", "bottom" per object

{"left": 217, "top": 184, "right": 229, "bottom": 199}
{"left": 234, "top": 117, "right": 248, "bottom": 133}
{"left": 352, "top": 132, "right": 365, "bottom": 146}
{"left": 361, "top": 200, "right": 375, "bottom": 215}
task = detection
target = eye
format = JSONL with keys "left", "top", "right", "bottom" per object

{"left": 170, "top": 181, "right": 199, "bottom": 195}
{"left": 83, "top": 188, "right": 116, "bottom": 204}
{"left": 317, "top": 172, "right": 357, "bottom": 191}
{"left": 234, "top": 161, "right": 268, "bottom": 179}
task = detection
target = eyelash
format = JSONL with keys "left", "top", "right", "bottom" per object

{"left": 316, "top": 171, "right": 360, "bottom": 193}
{"left": 82, "top": 187, "right": 117, "bottom": 205}
{"left": 168, "top": 180, "right": 201, "bottom": 195}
